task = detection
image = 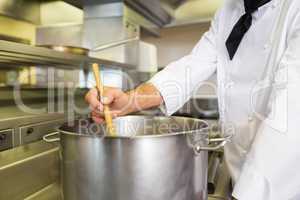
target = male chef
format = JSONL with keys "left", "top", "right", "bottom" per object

{"left": 86, "top": 0, "right": 300, "bottom": 199}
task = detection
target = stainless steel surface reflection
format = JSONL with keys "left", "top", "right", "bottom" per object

{"left": 58, "top": 116, "right": 209, "bottom": 200}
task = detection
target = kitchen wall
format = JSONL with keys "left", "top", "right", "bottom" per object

{"left": 142, "top": 22, "right": 210, "bottom": 68}
{"left": 142, "top": 22, "right": 217, "bottom": 98}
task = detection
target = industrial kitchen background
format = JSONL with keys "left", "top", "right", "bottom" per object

{"left": 0, "top": 0, "right": 230, "bottom": 200}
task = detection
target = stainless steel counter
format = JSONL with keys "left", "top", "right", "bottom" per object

{"left": 25, "top": 182, "right": 61, "bottom": 200}
{"left": 0, "top": 105, "right": 66, "bottom": 130}
{"left": 0, "top": 141, "right": 60, "bottom": 200}
{"left": 0, "top": 40, "right": 135, "bottom": 69}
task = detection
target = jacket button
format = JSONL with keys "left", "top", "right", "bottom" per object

{"left": 264, "top": 44, "right": 270, "bottom": 50}
{"left": 226, "top": 82, "right": 235, "bottom": 89}
{"left": 248, "top": 115, "right": 254, "bottom": 122}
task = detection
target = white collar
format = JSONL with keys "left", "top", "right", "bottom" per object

{"left": 235, "top": 0, "right": 279, "bottom": 11}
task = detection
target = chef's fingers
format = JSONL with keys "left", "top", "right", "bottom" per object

{"left": 102, "top": 87, "right": 124, "bottom": 105}
{"left": 90, "top": 104, "right": 103, "bottom": 114}
{"left": 91, "top": 111, "right": 119, "bottom": 124}
{"left": 92, "top": 109, "right": 121, "bottom": 118}
{"left": 91, "top": 110, "right": 102, "bottom": 117}
{"left": 91, "top": 111, "right": 104, "bottom": 124}
{"left": 85, "top": 88, "right": 103, "bottom": 112}
{"left": 92, "top": 116, "right": 104, "bottom": 124}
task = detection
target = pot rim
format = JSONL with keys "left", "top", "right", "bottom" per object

{"left": 57, "top": 116, "right": 210, "bottom": 139}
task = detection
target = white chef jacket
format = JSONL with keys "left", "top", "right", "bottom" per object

{"left": 149, "top": 0, "right": 300, "bottom": 199}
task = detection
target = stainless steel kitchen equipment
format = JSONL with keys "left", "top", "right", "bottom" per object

{"left": 37, "top": 45, "right": 90, "bottom": 56}
{"left": 91, "top": 36, "right": 139, "bottom": 52}
{"left": 44, "top": 115, "right": 230, "bottom": 200}
{"left": 37, "top": 37, "right": 139, "bottom": 57}
{"left": 19, "top": 119, "right": 66, "bottom": 145}
{"left": 0, "top": 141, "right": 60, "bottom": 200}
{"left": 173, "top": 97, "right": 232, "bottom": 200}
{"left": 0, "top": 40, "right": 135, "bottom": 69}
{"left": 207, "top": 152, "right": 222, "bottom": 194}
{"left": 0, "top": 1, "right": 233, "bottom": 199}
{"left": 175, "top": 98, "right": 219, "bottom": 119}
{"left": 0, "top": 87, "right": 86, "bottom": 200}
{"left": 0, "top": 129, "right": 13, "bottom": 151}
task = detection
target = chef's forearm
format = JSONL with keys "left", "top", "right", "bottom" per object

{"left": 126, "top": 83, "right": 163, "bottom": 113}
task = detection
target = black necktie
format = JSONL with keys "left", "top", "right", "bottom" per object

{"left": 225, "top": 0, "right": 272, "bottom": 60}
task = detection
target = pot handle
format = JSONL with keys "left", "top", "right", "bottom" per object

{"left": 194, "top": 135, "right": 232, "bottom": 154}
{"left": 43, "top": 132, "right": 60, "bottom": 142}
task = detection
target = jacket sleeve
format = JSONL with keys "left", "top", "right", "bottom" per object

{"left": 149, "top": 11, "right": 220, "bottom": 116}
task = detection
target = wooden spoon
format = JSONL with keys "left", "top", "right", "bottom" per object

{"left": 92, "top": 63, "right": 116, "bottom": 136}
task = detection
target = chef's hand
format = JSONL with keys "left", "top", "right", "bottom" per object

{"left": 85, "top": 83, "right": 163, "bottom": 123}
{"left": 85, "top": 87, "right": 133, "bottom": 123}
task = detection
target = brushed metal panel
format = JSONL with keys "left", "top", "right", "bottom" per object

{"left": 0, "top": 141, "right": 60, "bottom": 200}
{"left": 83, "top": 17, "right": 138, "bottom": 66}
{"left": 0, "top": 0, "right": 40, "bottom": 24}
{"left": 125, "top": 0, "right": 171, "bottom": 27}
{"left": 36, "top": 24, "right": 83, "bottom": 47}
{"left": 0, "top": 40, "right": 135, "bottom": 69}
{"left": 84, "top": 2, "right": 123, "bottom": 18}
{"left": 24, "top": 182, "right": 61, "bottom": 200}
{"left": 19, "top": 119, "right": 65, "bottom": 145}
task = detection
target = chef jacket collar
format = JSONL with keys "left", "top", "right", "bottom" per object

{"left": 235, "top": 0, "right": 278, "bottom": 11}
{"left": 235, "top": 0, "right": 279, "bottom": 20}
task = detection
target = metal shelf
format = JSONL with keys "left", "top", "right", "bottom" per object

{"left": 0, "top": 40, "right": 135, "bottom": 70}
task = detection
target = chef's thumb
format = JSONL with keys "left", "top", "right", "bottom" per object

{"left": 101, "top": 88, "right": 122, "bottom": 105}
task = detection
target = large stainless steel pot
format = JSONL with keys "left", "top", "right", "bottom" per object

{"left": 44, "top": 116, "right": 229, "bottom": 200}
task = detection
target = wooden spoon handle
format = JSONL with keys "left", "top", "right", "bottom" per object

{"left": 92, "top": 63, "right": 116, "bottom": 136}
